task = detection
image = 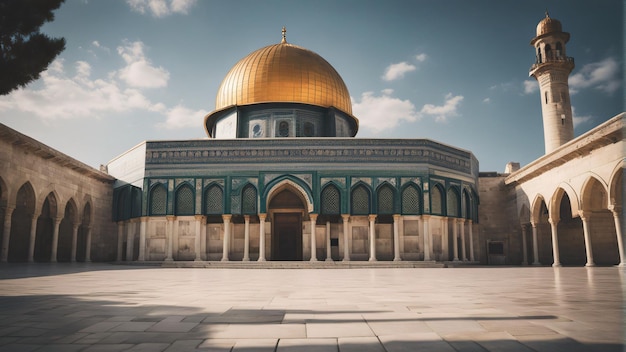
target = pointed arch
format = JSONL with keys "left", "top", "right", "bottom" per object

{"left": 149, "top": 183, "right": 167, "bottom": 216}
{"left": 8, "top": 182, "right": 36, "bottom": 262}
{"left": 430, "top": 183, "right": 444, "bottom": 215}
{"left": 0, "top": 176, "right": 8, "bottom": 208}
{"left": 401, "top": 182, "right": 421, "bottom": 215}
{"left": 320, "top": 183, "right": 341, "bottom": 215}
{"left": 530, "top": 194, "right": 548, "bottom": 224}
{"left": 350, "top": 182, "right": 371, "bottom": 215}
{"left": 175, "top": 182, "right": 195, "bottom": 216}
{"left": 550, "top": 185, "right": 579, "bottom": 221}
{"left": 608, "top": 162, "right": 623, "bottom": 209}
{"left": 446, "top": 187, "right": 460, "bottom": 217}
{"left": 265, "top": 178, "right": 313, "bottom": 213}
{"left": 204, "top": 183, "right": 224, "bottom": 215}
{"left": 241, "top": 183, "right": 257, "bottom": 215}
{"left": 58, "top": 198, "right": 78, "bottom": 262}
{"left": 34, "top": 192, "right": 58, "bottom": 262}
{"left": 376, "top": 182, "right": 396, "bottom": 215}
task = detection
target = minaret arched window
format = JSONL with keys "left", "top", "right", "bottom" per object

{"left": 545, "top": 44, "right": 552, "bottom": 60}
{"left": 556, "top": 42, "right": 563, "bottom": 58}
{"left": 537, "top": 47, "right": 542, "bottom": 63}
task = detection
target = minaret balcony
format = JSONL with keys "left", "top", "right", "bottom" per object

{"left": 530, "top": 56, "right": 575, "bottom": 73}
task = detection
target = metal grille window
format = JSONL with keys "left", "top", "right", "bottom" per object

{"left": 431, "top": 185, "right": 443, "bottom": 215}
{"left": 447, "top": 188, "right": 459, "bottom": 217}
{"left": 351, "top": 185, "right": 370, "bottom": 215}
{"left": 377, "top": 185, "right": 394, "bottom": 214}
{"left": 205, "top": 185, "right": 223, "bottom": 214}
{"left": 402, "top": 185, "right": 420, "bottom": 214}
{"left": 321, "top": 185, "right": 340, "bottom": 214}
{"left": 242, "top": 184, "right": 257, "bottom": 214}
{"left": 175, "top": 184, "right": 194, "bottom": 215}
{"left": 150, "top": 184, "right": 167, "bottom": 215}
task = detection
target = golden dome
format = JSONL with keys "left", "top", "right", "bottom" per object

{"left": 214, "top": 33, "right": 353, "bottom": 116}
{"left": 536, "top": 12, "right": 563, "bottom": 37}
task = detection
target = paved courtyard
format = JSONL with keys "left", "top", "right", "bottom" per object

{"left": 0, "top": 264, "right": 623, "bottom": 352}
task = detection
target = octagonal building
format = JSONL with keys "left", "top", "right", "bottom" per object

{"left": 106, "top": 30, "right": 479, "bottom": 263}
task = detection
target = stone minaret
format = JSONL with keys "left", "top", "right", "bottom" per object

{"left": 529, "top": 12, "right": 575, "bottom": 154}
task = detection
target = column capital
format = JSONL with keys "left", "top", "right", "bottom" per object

{"left": 548, "top": 217, "right": 559, "bottom": 225}
{"left": 309, "top": 213, "right": 318, "bottom": 221}
{"left": 608, "top": 204, "right": 621, "bottom": 214}
{"left": 392, "top": 214, "right": 401, "bottom": 220}
{"left": 244, "top": 215, "right": 251, "bottom": 221}
{"left": 194, "top": 214, "right": 205, "bottom": 221}
{"left": 421, "top": 214, "right": 430, "bottom": 220}
{"left": 166, "top": 215, "right": 176, "bottom": 221}
{"left": 222, "top": 214, "right": 232, "bottom": 221}
{"left": 578, "top": 210, "right": 591, "bottom": 221}
{"left": 259, "top": 213, "right": 267, "bottom": 221}
{"left": 2, "top": 205, "right": 15, "bottom": 213}
{"left": 368, "top": 214, "right": 377, "bottom": 222}
{"left": 341, "top": 214, "right": 350, "bottom": 221}
{"left": 457, "top": 218, "right": 465, "bottom": 224}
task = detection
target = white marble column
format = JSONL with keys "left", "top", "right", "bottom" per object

{"left": 194, "top": 215, "right": 203, "bottom": 261}
{"left": 460, "top": 219, "right": 467, "bottom": 261}
{"left": 71, "top": 223, "right": 79, "bottom": 262}
{"left": 325, "top": 221, "right": 332, "bottom": 261}
{"left": 468, "top": 219, "right": 475, "bottom": 261}
{"left": 125, "top": 221, "right": 134, "bottom": 262}
{"left": 452, "top": 218, "right": 459, "bottom": 261}
{"left": 221, "top": 214, "right": 231, "bottom": 261}
{"left": 243, "top": 215, "right": 250, "bottom": 261}
{"left": 393, "top": 214, "right": 401, "bottom": 261}
{"left": 368, "top": 214, "right": 377, "bottom": 262}
{"left": 27, "top": 215, "right": 38, "bottom": 262}
{"left": 310, "top": 214, "right": 318, "bottom": 262}
{"left": 521, "top": 224, "right": 528, "bottom": 265}
{"left": 200, "top": 219, "right": 207, "bottom": 260}
{"left": 609, "top": 206, "right": 625, "bottom": 266}
{"left": 1, "top": 206, "right": 15, "bottom": 262}
{"left": 116, "top": 222, "right": 124, "bottom": 262}
{"left": 341, "top": 214, "right": 350, "bottom": 262}
{"left": 84, "top": 226, "right": 92, "bottom": 262}
{"left": 258, "top": 214, "right": 266, "bottom": 262}
{"left": 138, "top": 217, "right": 147, "bottom": 261}
{"left": 531, "top": 221, "right": 540, "bottom": 265}
{"left": 422, "top": 215, "right": 431, "bottom": 261}
{"left": 549, "top": 217, "right": 561, "bottom": 267}
{"left": 165, "top": 216, "right": 174, "bottom": 261}
{"left": 579, "top": 211, "right": 595, "bottom": 267}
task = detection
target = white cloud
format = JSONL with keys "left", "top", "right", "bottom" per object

{"left": 523, "top": 80, "right": 538, "bottom": 94}
{"left": 569, "top": 57, "right": 621, "bottom": 94}
{"left": 415, "top": 53, "right": 427, "bottom": 62}
{"left": 420, "top": 93, "right": 464, "bottom": 123}
{"left": 382, "top": 62, "right": 416, "bottom": 81}
{"left": 158, "top": 105, "right": 209, "bottom": 129}
{"left": 127, "top": 0, "right": 196, "bottom": 17}
{"left": 352, "top": 89, "right": 419, "bottom": 131}
{"left": 572, "top": 106, "right": 593, "bottom": 128}
{"left": 482, "top": 97, "right": 491, "bottom": 103}
{"left": 117, "top": 41, "right": 170, "bottom": 88}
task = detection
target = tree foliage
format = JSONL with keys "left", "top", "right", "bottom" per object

{"left": 0, "top": 0, "right": 66, "bottom": 95}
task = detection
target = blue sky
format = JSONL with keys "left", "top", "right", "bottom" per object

{"left": 0, "top": 0, "right": 623, "bottom": 172}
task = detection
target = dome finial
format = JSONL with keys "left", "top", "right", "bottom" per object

{"left": 281, "top": 26, "right": 287, "bottom": 43}
{"left": 545, "top": 9, "right": 550, "bottom": 18}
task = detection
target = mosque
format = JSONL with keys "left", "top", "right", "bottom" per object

{"left": 0, "top": 14, "right": 623, "bottom": 266}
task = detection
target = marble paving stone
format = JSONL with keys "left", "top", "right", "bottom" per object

{"left": 80, "top": 344, "right": 135, "bottom": 352}
{"left": 379, "top": 333, "right": 456, "bottom": 352}
{"left": 231, "top": 338, "right": 278, "bottom": 352}
{"left": 0, "top": 344, "right": 42, "bottom": 352}
{"left": 147, "top": 321, "right": 198, "bottom": 332}
{"left": 277, "top": 338, "right": 338, "bottom": 352}
{"left": 337, "top": 336, "right": 386, "bottom": 352}
{"left": 163, "top": 339, "right": 204, "bottom": 352}
{"left": 209, "top": 323, "right": 306, "bottom": 339}
{"left": 109, "top": 322, "right": 156, "bottom": 332}
{"left": 196, "top": 339, "right": 236, "bottom": 351}
{"left": 125, "top": 343, "right": 170, "bottom": 352}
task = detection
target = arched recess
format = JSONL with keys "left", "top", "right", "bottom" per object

{"left": 175, "top": 183, "right": 195, "bottom": 216}
{"left": 376, "top": 182, "right": 396, "bottom": 217}
{"left": 267, "top": 182, "right": 308, "bottom": 261}
{"left": 57, "top": 199, "right": 78, "bottom": 262}
{"left": 446, "top": 187, "right": 460, "bottom": 217}
{"left": 9, "top": 182, "right": 36, "bottom": 262}
{"left": 264, "top": 177, "right": 313, "bottom": 214}
{"left": 241, "top": 184, "right": 258, "bottom": 215}
{"left": 554, "top": 188, "right": 584, "bottom": 265}
{"left": 550, "top": 182, "right": 580, "bottom": 218}
{"left": 34, "top": 192, "right": 58, "bottom": 262}
{"left": 401, "top": 183, "right": 421, "bottom": 215}
{"left": 76, "top": 202, "right": 92, "bottom": 262}
{"left": 149, "top": 183, "right": 167, "bottom": 216}
{"left": 350, "top": 183, "right": 371, "bottom": 215}
{"left": 462, "top": 188, "right": 472, "bottom": 220}
{"left": 203, "top": 183, "right": 224, "bottom": 216}
{"left": 320, "top": 182, "right": 341, "bottom": 224}
{"left": 581, "top": 176, "right": 619, "bottom": 265}
{"left": 430, "top": 183, "right": 444, "bottom": 215}
{"left": 530, "top": 194, "right": 552, "bottom": 264}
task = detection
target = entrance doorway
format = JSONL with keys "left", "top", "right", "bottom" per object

{"left": 273, "top": 213, "right": 302, "bottom": 260}
{"left": 268, "top": 187, "right": 306, "bottom": 260}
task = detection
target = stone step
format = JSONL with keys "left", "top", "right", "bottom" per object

{"left": 118, "top": 260, "right": 447, "bottom": 269}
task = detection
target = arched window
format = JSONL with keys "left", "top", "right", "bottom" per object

{"left": 545, "top": 44, "right": 552, "bottom": 60}
{"left": 402, "top": 184, "right": 421, "bottom": 215}
{"left": 556, "top": 42, "right": 562, "bottom": 58}
{"left": 321, "top": 184, "right": 340, "bottom": 215}
{"left": 537, "top": 47, "right": 542, "bottom": 63}
{"left": 431, "top": 184, "right": 443, "bottom": 215}
{"left": 149, "top": 184, "right": 167, "bottom": 216}
{"left": 377, "top": 184, "right": 395, "bottom": 214}
{"left": 204, "top": 184, "right": 223, "bottom": 214}
{"left": 242, "top": 184, "right": 257, "bottom": 214}
{"left": 447, "top": 188, "right": 459, "bottom": 217}
{"left": 351, "top": 184, "right": 370, "bottom": 215}
{"left": 175, "top": 184, "right": 194, "bottom": 215}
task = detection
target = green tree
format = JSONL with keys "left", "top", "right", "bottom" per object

{"left": 0, "top": 0, "right": 66, "bottom": 95}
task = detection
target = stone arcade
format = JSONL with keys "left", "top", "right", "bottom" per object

{"left": 0, "top": 16, "right": 623, "bottom": 266}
